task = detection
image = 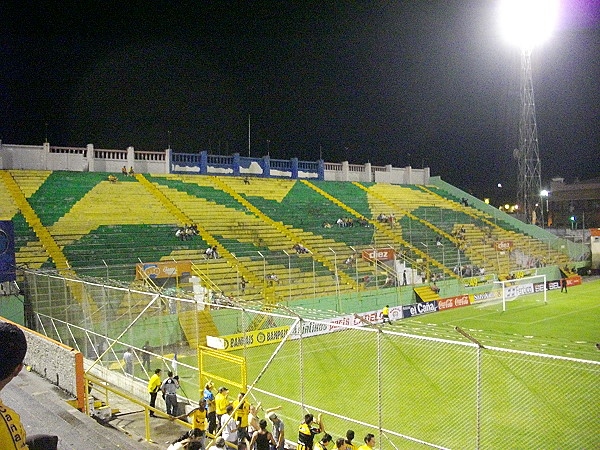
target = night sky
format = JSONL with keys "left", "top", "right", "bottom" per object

{"left": 1, "top": 1, "right": 598, "bottom": 204}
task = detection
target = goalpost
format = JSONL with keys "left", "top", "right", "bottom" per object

{"left": 493, "top": 274, "right": 547, "bottom": 311}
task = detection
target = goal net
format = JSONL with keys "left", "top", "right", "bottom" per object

{"left": 491, "top": 274, "right": 547, "bottom": 311}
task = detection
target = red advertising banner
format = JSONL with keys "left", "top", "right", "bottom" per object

{"left": 494, "top": 240, "right": 514, "bottom": 251}
{"left": 361, "top": 248, "right": 395, "bottom": 262}
{"left": 438, "top": 294, "right": 470, "bottom": 311}
{"left": 566, "top": 276, "right": 582, "bottom": 287}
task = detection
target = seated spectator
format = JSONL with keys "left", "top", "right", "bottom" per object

{"left": 243, "top": 176, "right": 250, "bottom": 185}
{"left": 175, "top": 228, "right": 185, "bottom": 241}
{"left": 292, "top": 243, "right": 308, "bottom": 254}
{"left": 122, "top": 166, "right": 127, "bottom": 176}
{"left": 344, "top": 254, "right": 356, "bottom": 267}
{"left": 185, "top": 226, "right": 195, "bottom": 240}
{"left": 211, "top": 246, "right": 219, "bottom": 259}
{"left": 322, "top": 221, "right": 332, "bottom": 228}
{"left": 205, "top": 246, "right": 213, "bottom": 258}
{"left": 128, "top": 166, "right": 135, "bottom": 176}
{"left": 431, "top": 282, "right": 440, "bottom": 294}
{"left": 107, "top": 175, "right": 117, "bottom": 183}
{"left": 265, "top": 274, "right": 279, "bottom": 285}
{"left": 435, "top": 236, "right": 442, "bottom": 246}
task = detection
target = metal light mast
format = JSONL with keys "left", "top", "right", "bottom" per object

{"left": 499, "top": 0, "right": 558, "bottom": 225}
{"left": 515, "top": 48, "right": 542, "bottom": 224}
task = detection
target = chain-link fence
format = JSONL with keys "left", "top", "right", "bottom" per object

{"left": 22, "top": 270, "right": 599, "bottom": 449}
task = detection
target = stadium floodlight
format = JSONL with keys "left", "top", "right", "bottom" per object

{"left": 499, "top": 0, "right": 560, "bottom": 225}
{"left": 499, "top": 0, "right": 560, "bottom": 50}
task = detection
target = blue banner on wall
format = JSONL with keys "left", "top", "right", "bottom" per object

{"left": 402, "top": 300, "right": 439, "bottom": 319}
{"left": 0, "top": 221, "right": 17, "bottom": 283}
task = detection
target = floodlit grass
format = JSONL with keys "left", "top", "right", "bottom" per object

{"left": 143, "top": 279, "right": 600, "bottom": 449}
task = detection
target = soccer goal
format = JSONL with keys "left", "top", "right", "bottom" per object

{"left": 492, "top": 274, "right": 547, "bottom": 311}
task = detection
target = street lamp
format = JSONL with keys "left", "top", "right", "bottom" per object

{"left": 540, "top": 189, "right": 549, "bottom": 227}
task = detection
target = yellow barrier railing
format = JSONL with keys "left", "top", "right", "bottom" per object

{"left": 84, "top": 372, "right": 197, "bottom": 444}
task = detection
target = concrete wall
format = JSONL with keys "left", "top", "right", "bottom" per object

{"left": 1, "top": 317, "right": 85, "bottom": 410}
{"left": 1, "top": 141, "right": 430, "bottom": 185}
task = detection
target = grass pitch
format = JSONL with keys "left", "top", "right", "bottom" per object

{"left": 158, "top": 279, "right": 600, "bottom": 449}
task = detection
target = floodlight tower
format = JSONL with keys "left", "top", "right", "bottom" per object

{"left": 499, "top": 0, "right": 559, "bottom": 224}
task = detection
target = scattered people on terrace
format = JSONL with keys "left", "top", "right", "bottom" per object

{"left": 221, "top": 405, "right": 238, "bottom": 445}
{"left": 244, "top": 176, "right": 250, "bottom": 185}
{"left": 249, "top": 418, "right": 277, "bottom": 450}
{"left": 322, "top": 221, "right": 332, "bottom": 228}
{"left": 108, "top": 174, "right": 117, "bottom": 183}
{"left": 203, "top": 382, "right": 217, "bottom": 435}
{"left": 344, "top": 254, "right": 356, "bottom": 267}
{"left": 435, "top": 236, "right": 442, "bottom": 246}
{"left": 336, "top": 218, "right": 354, "bottom": 227}
{"left": 430, "top": 282, "right": 440, "bottom": 294}
{"left": 121, "top": 166, "right": 127, "bottom": 175}
{"left": 205, "top": 246, "right": 213, "bottom": 258}
{"left": 123, "top": 347, "right": 134, "bottom": 375}
{"left": 266, "top": 273, "right": 279, "bottom": 285}
{"left": 215, "top": 386, "right": 231, "bottom": 427}
{"left": 357, "top": 433, "right": 376, "bottom": 450}
{"left": 356, "top": 218, "right": 370, "bottom": 227}
{"left": 383, "top": 274, "right": 396, "bottom": 287}
{"left": 168, "top": 427, "right": 205, "bottom": 450}
{"left": 297, "top": 413, "right": 325, "bottom": 450}
{"left": 207, "top": 437, "right": 227, "bottom": 450}
{"left": 293, "top": 243, "right": 309, "bottom": 254}
{"left": 266, "top": 406, "right": 285, "bottom": 450}
{"left": 147, "top": 368, "right": 162, "bottom": 417}
{"left": 0, "top": 321, "right": 59, "bottom": 450}
{"left": 161, "top": 371, "right": 180, "bottom": 417}
{"left": 234, "top": 392, "right": 251, "bottom": 445}
{"left": 315, "top": 433, "right": 333, "bottom": 450}
{"left": 128, "top": 166, "right": 135, "bottom": 176}
{"left": 173, "top": 399, "right": 208, "bottom": 448}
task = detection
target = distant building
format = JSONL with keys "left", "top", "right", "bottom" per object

{"left": 547, "top": 177, "right": 600, "bottom": 228}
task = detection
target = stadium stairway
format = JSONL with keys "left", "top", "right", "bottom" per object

{"left": 1, "top": 171, "right": 100, "bottom": 312}
{"left": 210, "top": 176, "right": 361, "bottom": 291}
{"left": 146, "top": 178, "right": 341, "bottom": 301}
{"left": 178, "top": 309, "right": 220, "bottom": 348}
{"left": 452, "top": 223, "right": 509, "bottom": 275}
{"left": 152, "top": 174, "right": 361, "bottom": 299}
{"left": 414, "top": 286, "right": 441, "bottom": 303}
{"left": 350, "top": 182, "right": 458, "bottom": 280}
{"left": 1, "top": 170, "right": 68, "bottom": 269}
{"left": 418, "top": 185, "right": 570, "bottom": 270}
{"left": 135, "top": 173, "right": 272, "bottom": 301}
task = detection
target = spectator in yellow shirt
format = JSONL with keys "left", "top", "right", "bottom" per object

{"left": 215, "top": 387, "right": 230, "bottom": 426}
{"left": 233, "top": 392, "right": 250, "bottom": 444}
{"left": 1, "top": 321, "right": 59, "bottom": 449}
{"left": 357, "top": 433, "right": 375, "bottom": 450}
{"left": 147, "top": 368, "right": 162, "bottom": 417}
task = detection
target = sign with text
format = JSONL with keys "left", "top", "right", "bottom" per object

{"left": 135, "top": 260, "right": 192, "bottom": 279}
{"left": 221, "top": 326, "right": 290, "bottom": 351}
{"left": 289, "top": 306, "right": 403, "bottom": 339}
{"left": 361, "top": 248, "right": 395, "bottom": 262}
{"left": 402, "top": 301, "right": 439, "bottom": 318}
{"left": 438, "top": 295, "right": 470, "bottom": 311}
{"left": 494, "top": 240, "right": 514, "bottom": 251}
